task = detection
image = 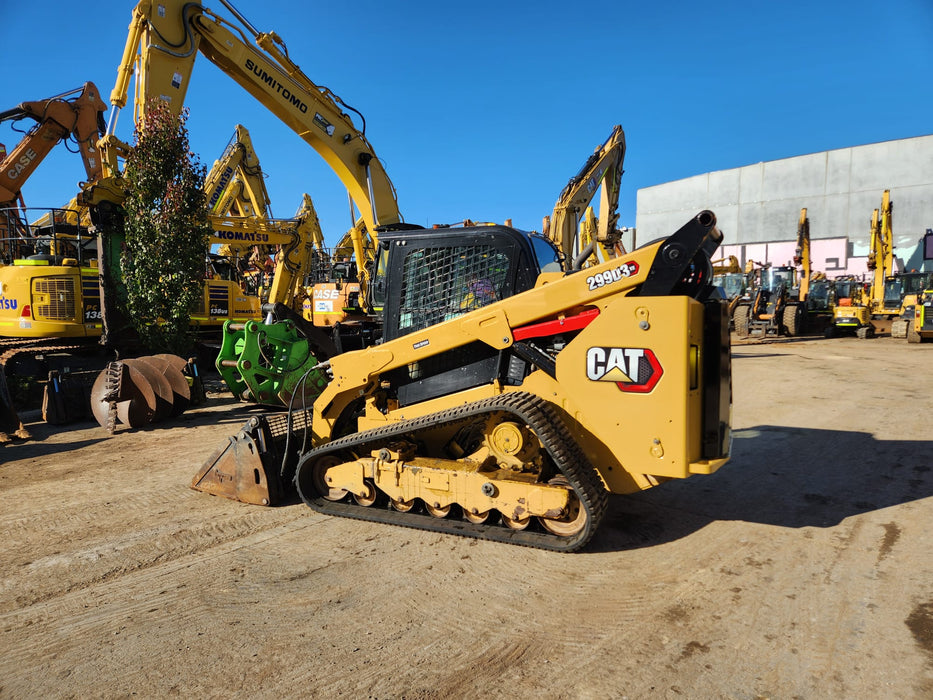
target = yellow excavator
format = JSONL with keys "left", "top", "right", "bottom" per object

{"left": 543, "top": 125, "right": 626, "bottom": 270}
{"left": 81, "top": 0, "right": 404, "bottom": 351}
{"left": 829, "top": 191, "right": 894, "bottom": 338}
{"left": 733, "top": 209, "right": 811, "bottom": 338}
{"left": 905, "top": 235, "right": 933, "bottom": 341}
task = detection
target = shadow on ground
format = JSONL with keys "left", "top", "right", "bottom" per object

{"left": 589, "top": 424, "right": 932, "bottom": 553}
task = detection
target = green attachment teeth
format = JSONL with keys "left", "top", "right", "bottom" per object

{"left": 216, "top": 319, "right": 329, "bottom": 407}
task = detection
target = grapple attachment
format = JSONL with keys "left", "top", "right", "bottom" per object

{"left": 216, "top": 318, "right": 328, "bottom": 406}
{"left": 215, "top": 303, "right": 337, "bottom": 407}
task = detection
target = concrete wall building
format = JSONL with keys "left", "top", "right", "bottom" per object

{"left": 635, "top": 135, "right": 933, "bottom": 275}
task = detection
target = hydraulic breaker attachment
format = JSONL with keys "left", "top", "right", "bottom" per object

{"left": 190, "top": 409, "right": 311, "bottom": 505}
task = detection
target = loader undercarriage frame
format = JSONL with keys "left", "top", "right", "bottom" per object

{"left": 294, "top": 391, "right": 609, "bottom": 552}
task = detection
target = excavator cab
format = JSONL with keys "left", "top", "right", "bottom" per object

{"left": 807, "top": 279, "right": 831, "bottom": 312}
{"left": 884, "top": 272, "right": 930, "bottom": 311}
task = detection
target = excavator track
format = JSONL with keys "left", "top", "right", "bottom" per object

{"left": 1, "top": 338, "right": 91, "bottom": 440}
{"left": 295, "top": 391, "right": 608, "bottom": 552}
{"left": 0, "top": 338, "right": 88, "bottom": 366}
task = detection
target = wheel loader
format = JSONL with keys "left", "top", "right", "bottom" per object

{"left": 193, "top": 211, "right": 733, "bottom": 551}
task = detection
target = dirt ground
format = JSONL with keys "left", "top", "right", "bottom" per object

{"left": 1, "top": 334, "right": 931, "bottom": 698}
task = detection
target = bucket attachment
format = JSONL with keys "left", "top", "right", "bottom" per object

{"left": 190, "top": 409, "right": 312, "bottom": 506}
{"left": 190, "top": 416, "right": 284, "bottom": 506}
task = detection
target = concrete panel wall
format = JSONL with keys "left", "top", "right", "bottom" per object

{"left": 636, "top": 135, "right": 933, "bottom": 273}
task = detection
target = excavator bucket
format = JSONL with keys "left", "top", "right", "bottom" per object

{"left": 190, "top": 409, "right": 311, "bottom": 505}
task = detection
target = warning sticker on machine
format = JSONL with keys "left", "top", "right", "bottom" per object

{"left": 585, "top": 347, "right": 663, "bottom": 393}
{"left": 313, "top": 113, "right": 336, "bottom": 136}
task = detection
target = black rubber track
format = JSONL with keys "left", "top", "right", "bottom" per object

{"left": 295, "top": 391, "right": 609, "bottom": 552}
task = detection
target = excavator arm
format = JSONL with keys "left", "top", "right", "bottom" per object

{"left": 793, "top": 208, "right": 811, "bottom": 301}
{"left": 97, "top": 0, "right": 400, "bottom": 236}
{"left": 0, "top": 82, "right": 106, "bottom": 205}
{"left": 266, "top": 196, "right": 323, "bottom": 306}
{"left": 204, "top": 124, "right": 271, "bottom": 219}
{"left": 544, "top": 124, "right": 625, "bottom": 269}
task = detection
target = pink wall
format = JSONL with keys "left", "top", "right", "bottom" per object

{"left": 720, "top": 237, "right": 869, "bottom": 279}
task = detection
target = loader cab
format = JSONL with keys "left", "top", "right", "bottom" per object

{"left": 883, "top": 272, "right": 932, "bottom": 310}
{"left": 762, "top": 266, "right": 796, "bottom": 295}
{"left": 372, "top": 226, "right": 544, "bottom": 343}
{"left": 368, "top": 226, "right": 546, "bottom": 408}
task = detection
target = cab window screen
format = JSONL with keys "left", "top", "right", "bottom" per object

{"left": 397, "top": 245, "right": 511, "bottom": 337}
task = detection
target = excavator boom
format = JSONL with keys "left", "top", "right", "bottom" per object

{"left": 545, "top": 125, "right": 625, "bottom": 269}
{"left": 0, "top": 82, "right": 106, "bottom": 205}
{"left": 96, "top": 0, "right": 400, "bottom": 235}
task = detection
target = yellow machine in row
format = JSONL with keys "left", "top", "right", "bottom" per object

{"left": 204, "top": 124, "right": 272, "bottom": 223}
{"left": 0, "top": 83, "right": 109, "bottom": 339}
{"left": 733, "top": 209, "right": 811, "bottom": 338}
{"left": 830, "top": 191, "right": 895, "bottom": 338}
{"left": 81, "top": 0, "right": 405, "bottom": 349}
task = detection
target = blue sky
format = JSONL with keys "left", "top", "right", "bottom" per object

{"left": 3, "top": 0, "right": 932, "bottom": 246}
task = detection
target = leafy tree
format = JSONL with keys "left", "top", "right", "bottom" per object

{"left": 121, "top": 101, "right": 210, "bottom": 355}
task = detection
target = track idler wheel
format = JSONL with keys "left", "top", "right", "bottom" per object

{"left": 537, "top": 476, "right": 588, "bottom": 537}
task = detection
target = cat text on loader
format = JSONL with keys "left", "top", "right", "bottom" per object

{"left": 193, "top": 211, "right": 732, "bottom": 551}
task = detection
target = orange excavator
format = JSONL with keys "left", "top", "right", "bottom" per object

{"left": 0, "top": 83, "right": 108, "bottom": 441}
{"left": 0, "top": 82, "right": 106, "bottom": 211}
